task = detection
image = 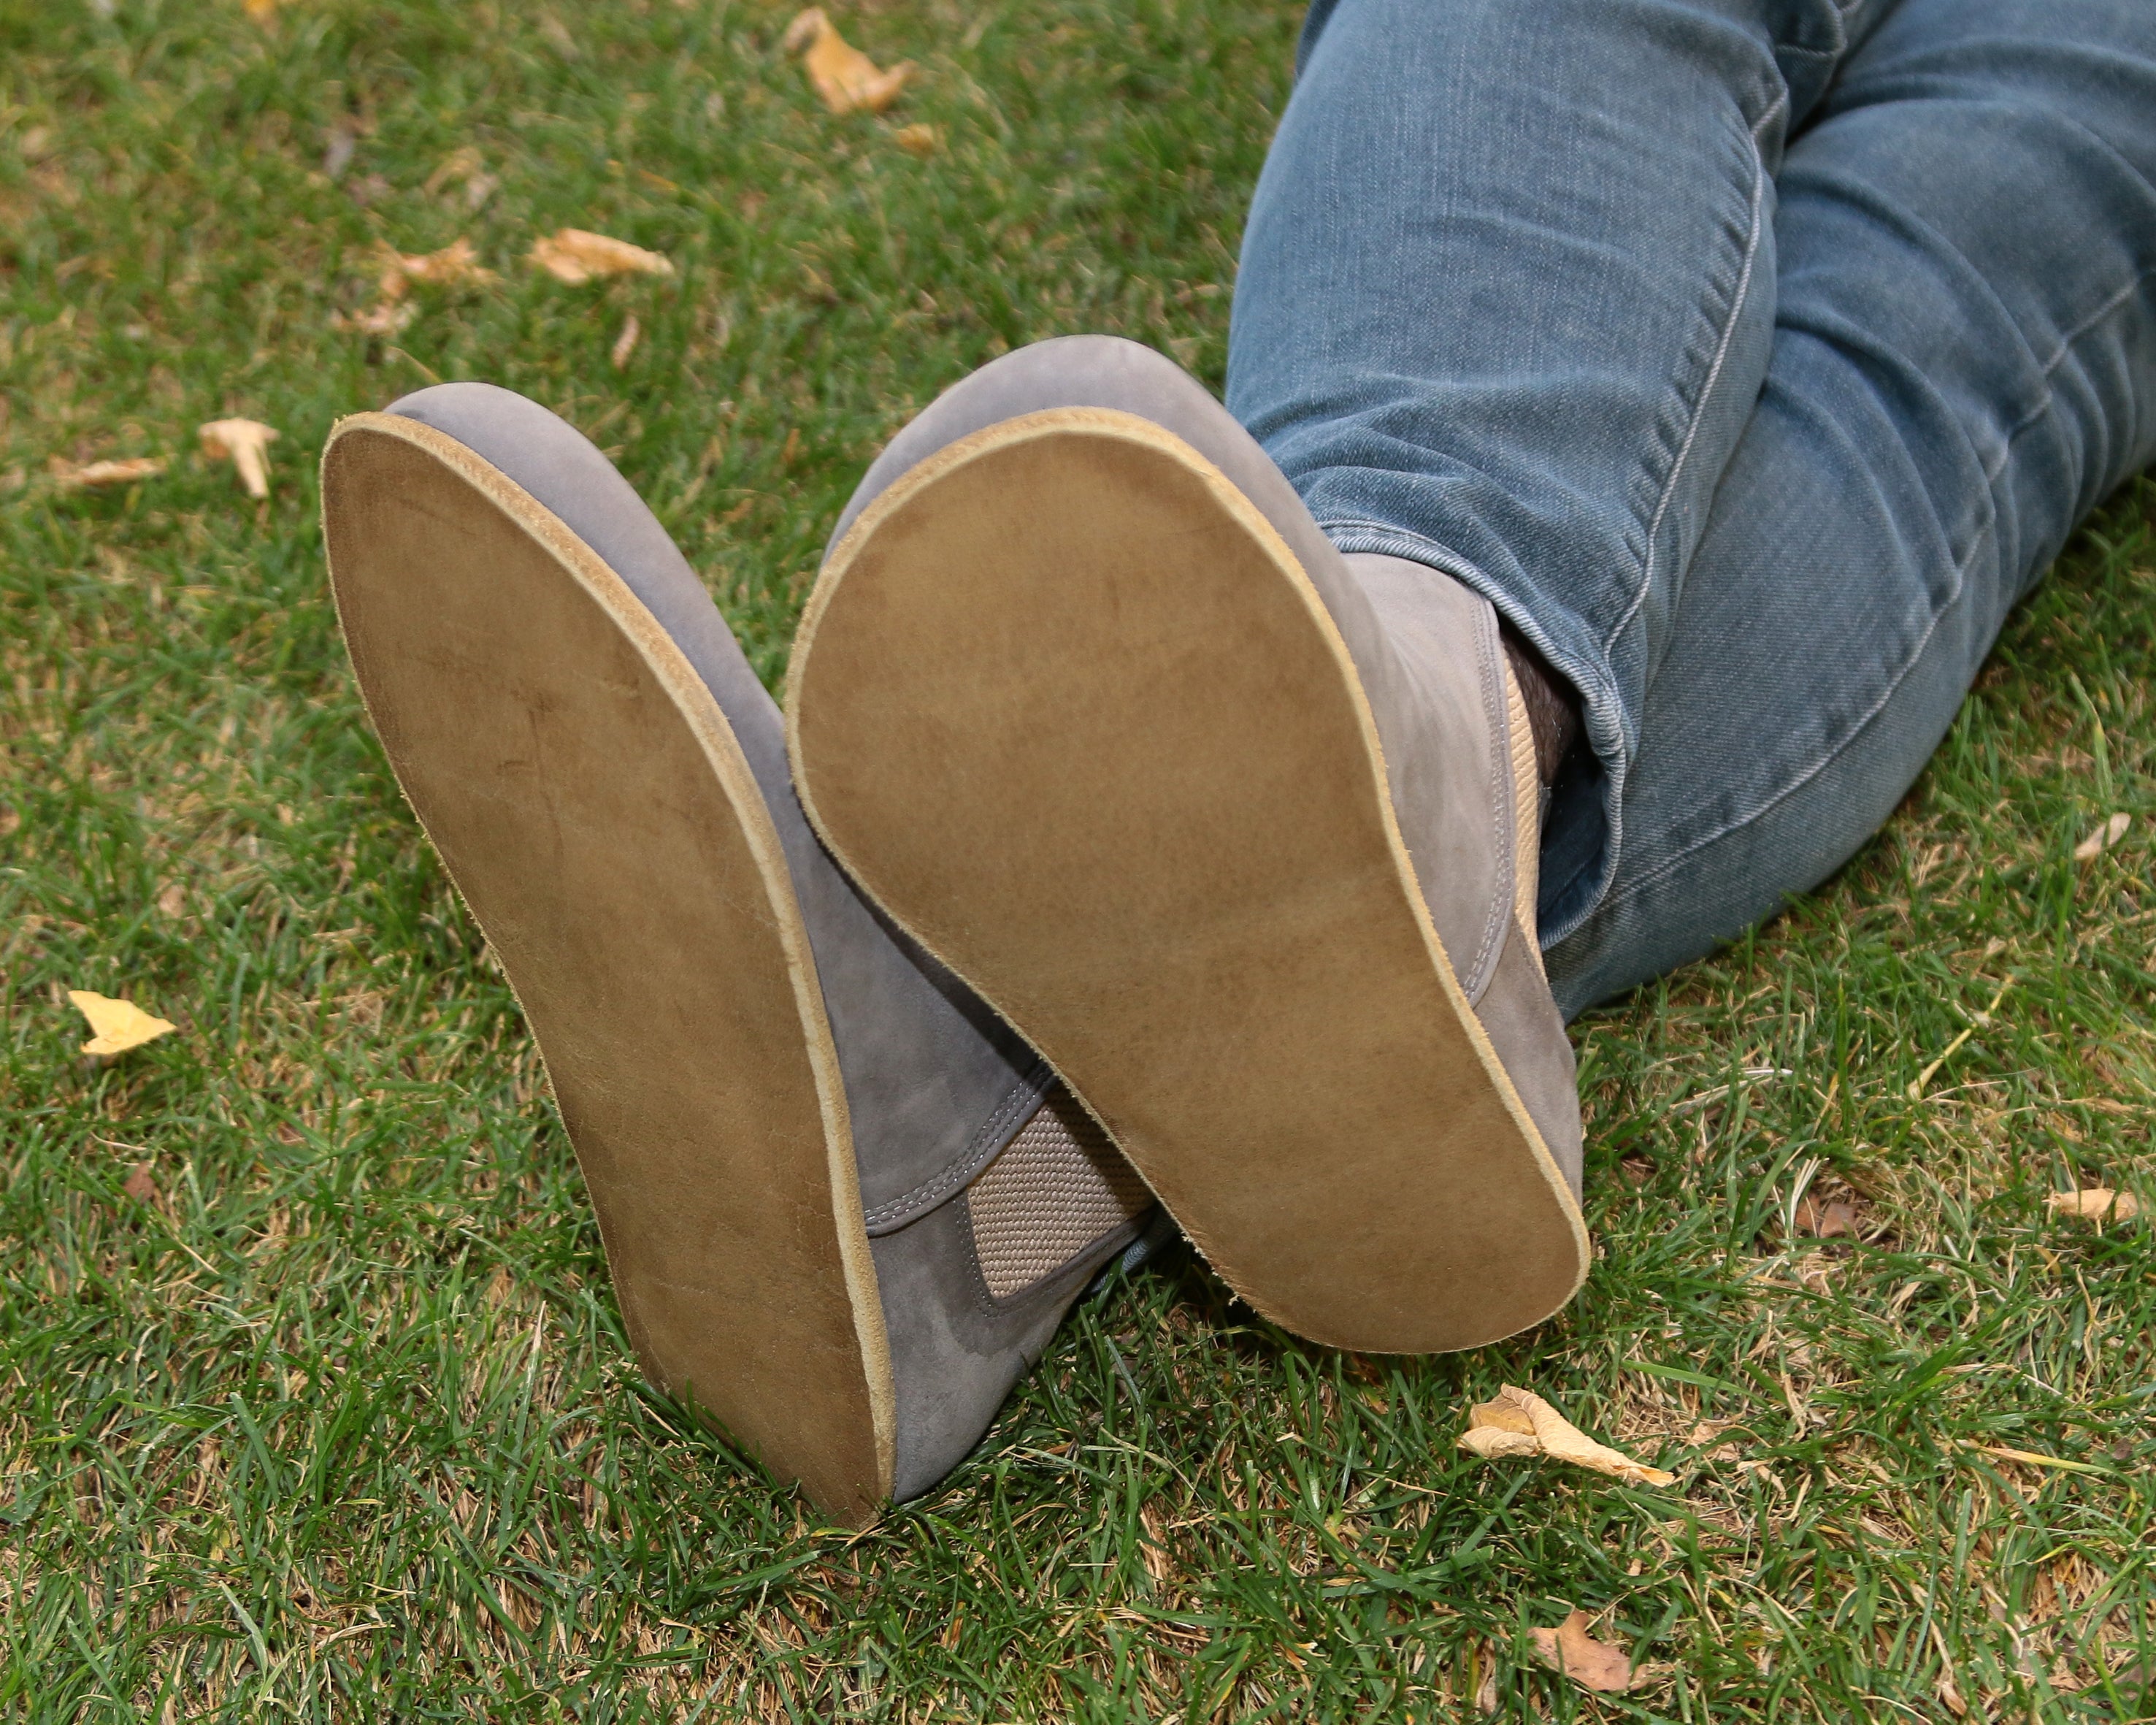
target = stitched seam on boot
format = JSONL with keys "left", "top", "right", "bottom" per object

{"left": 860, "top": 1059, "right": 1054, "bottom": 1236}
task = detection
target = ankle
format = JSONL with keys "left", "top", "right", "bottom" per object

{"left": 1498, "top": 625, "right": 1579, "bottom": 788}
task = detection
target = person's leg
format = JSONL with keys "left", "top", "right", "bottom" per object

{"left": 1546, "top": 0, "right": 2156, "bottom": 1011}
{"left": 1228, "top": 0, "right": 1896, "bottom": 938}
{"left": 780, "top": 0, "right": 2148, "bottom": 1345}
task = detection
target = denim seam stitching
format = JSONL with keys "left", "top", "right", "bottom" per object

{"left": 1605, "top": 264, "right": 2156, "bottom": 906}
{"left": 1987, "top": 265, "right": 2156, "bottom": 489}
{"left": 1594, "top": 516, "right": 1993, "bottom": 911}
{"left": 1316, "top": 519, "right": 1597, "bottom": 673}
{"left": 1751, "top": 89, "right": 1789, "bottom": 144}
{"left": 1315, "top": 519, "right": 1629, "bottom": 754}
{"left": 1602, "top": 133, "right": 1770, "bottom": 659}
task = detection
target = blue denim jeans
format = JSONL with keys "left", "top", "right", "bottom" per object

{"left": 1227, "top": 0, "right": 2156, "bottom": 1017}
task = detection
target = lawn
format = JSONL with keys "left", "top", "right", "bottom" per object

{"left": 3, "top": 1, "right": 2152, "bottom": 1718}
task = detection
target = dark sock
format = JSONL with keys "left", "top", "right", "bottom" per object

{"left": 1499, "top": 625, "right": 1580, "bottom": 789}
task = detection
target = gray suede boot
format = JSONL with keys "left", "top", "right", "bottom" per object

{"left": 320, "top": 385, "right": 1155, "bottom": 1526}
{"left": 786, "top": 336, "right": 1588, "bottom": 1357}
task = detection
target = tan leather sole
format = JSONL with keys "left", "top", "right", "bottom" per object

{"left": 322, "top": 414, "right": 891, "bottom": 1524}
{"left": 789, "top": 409, "right": 1587, "bottom": 1353}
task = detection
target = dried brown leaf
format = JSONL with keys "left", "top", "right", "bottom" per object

{"left": 123, "top": 1163, "right": 158, "bottom": 1204}
{"left": 197, "top": 418, "right": 280, "bottom": 499}
{"left": 1458, "top": 1425, "right": 1541, "bottom": 1461}
{"left": 330, "top": 301, "right": 418, "bottom": 337}
{"left": 69, "top": 990, "right": 178, "bottom": 1057}
{"left": 1794, "top": 1193, "right": 1859, "bottom": 1237}
{"left": 2046, "top": 1187, "right": 2139, "bottom": 1223}
{"left": 50, "top": 456, "right": 166, "bottom": 489}
{"left": 1529, "top": 1612, "right": 1633, "bottom": 1694}
{"left": 784, "top": 8, "right": 913, "bottom": 115}
{"left": 528, "top": 228, "right": 675, "bottom": 285}
{"left": 1458, "top": 1385, "right": 1676, "bottom": 1485}
{"left": 377, "top": 237, "right": 497, "bottom": 299}
{"left": 610, "top": 313, "right": 641, "bottom": 370}
{"left": 891, "top": 123, "right": 940, "bottom": 156}
{"left": 2073, "top": 811, "right": 2130, "bottom": 860}
{"left": 1468, "top": 1396, "right": 1535, "bottom": 1436}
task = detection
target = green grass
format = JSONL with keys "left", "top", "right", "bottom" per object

{"left": 3, "top": 1, "right": 2153, "bottom": 1718}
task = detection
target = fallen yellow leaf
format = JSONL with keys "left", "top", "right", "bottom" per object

{"left": 1457, "top": 1424, "right": 1542, "bottom": 1460}
{"left": 50, "top": 456, "right": 166, "bottom": 489}
{"left": 198, "top": 418, "right": 280, "bottom": 499}
{"left": 2046, "top": 1187, "right": 2140, "bottom": 1223}
{"left": 377, "top": 237, "right": 498, "bottom": 300}
{"left": 1457, "top": 1393, "right": 1541, "bottom": 1460}
{"left": 69, "top": 990, "right": 178, "bottom": 1057}
{"left": 1457, "top": 1385, "right": 1676, "bottom": 1486}
{"left": 528, "top": 228, "right": 675, "bottom": 285}
{"left": 783, "top": 7, "right": 913, "bottom": 115}
{"left": 2073, "top": 811, "right": 2130, "bottom": 860}
{"left": 1529, "top": 1611, "right": 1633, "bottom": 1694}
